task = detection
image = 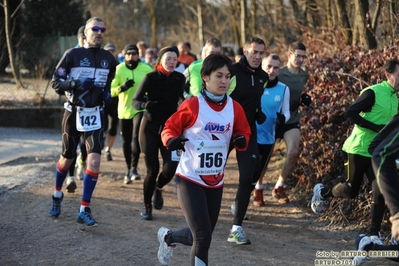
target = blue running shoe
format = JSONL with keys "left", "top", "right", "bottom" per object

{"left": 49, "top": 193, "right": 64, "bottom": 217}
{"left": 76, "top": 207, "right": 98, "bottom": 226}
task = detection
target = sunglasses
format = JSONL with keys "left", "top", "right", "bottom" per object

{"left": 91, "top": 26, "right": 106, "bottom": 33}
{"left": 126, "top": 52, "right": 138, "bottom": 56}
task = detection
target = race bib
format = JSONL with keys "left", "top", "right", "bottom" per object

{"left": 171, "top": 150, "right": 181, "bottom": 162}
{"left": 76, "top": 106, "right": 101, "bottom": 132}
{"left": 192, "top": 140, "right": 226, "bottom": 175}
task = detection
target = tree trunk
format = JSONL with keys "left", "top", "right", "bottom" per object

{"left": 289, "top": 0, "right": 306, "bottom": 26}
{"left": 370, "top": 0, "right": 382, "bottom": 33}
{"left": 335, "top": 0, "right": 352, "bottom": 44}
{"left": 240, "top": 0, "right": 246, "bottom": 46}
{"left": 228, "top": 0, "right": 240, "bottom": 47}
{"left": 326, "top": 0, "right": 333, "bottom": 28}
{"left": 146, "top": 0, "right": 157, "bottom": 48}
{"left": 2, "top": 0, "right": 24, "bottom": 89}
{"left": 306, "top": 0, "right": 320, "bottom": 28}
{"left": 197, "top": 2, "right": 203, "bottom": 48}
{"left": 352, "top": 0, "right": 377, "bottom": 50}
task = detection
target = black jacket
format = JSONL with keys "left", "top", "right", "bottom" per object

{"left": 228, "top": 56, "right": 269, "bottom": 126}
{"left": 132, "top": 70, "right": 185, "bottom": 125}
{"left": 51, "top": 47, "right": 116, "bottom": 107}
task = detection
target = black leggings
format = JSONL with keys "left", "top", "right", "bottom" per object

{"left": 328, "top": 153, "right": 385, "bottom": 235}
{"left": 139, "top": 117, "right": 178, "bottom": 204}
{"left": 253, "top": 143, "right": 275, "bottom": 181}
{"left": 167, "top": 177, "right": 223, "bottom": 266}
{"left": 103, "top": 97, "right": 119, "bottom": 136}
{"left": 228, "top": 127, "right": 259, "bottom": 226}
{"left": 120, "top": 112, "right": 143, "bottom": 170}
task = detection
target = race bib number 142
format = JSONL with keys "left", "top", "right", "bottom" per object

{"left": 76, "top": 107, "right": 102, "bottom": 132}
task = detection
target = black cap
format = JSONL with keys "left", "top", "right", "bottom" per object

{"left": 123, "top": 44, "right": 139, "bottom": 54}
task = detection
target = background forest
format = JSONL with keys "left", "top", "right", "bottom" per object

{"left": 1, "top": 0, "right": 399, "bottom": 80}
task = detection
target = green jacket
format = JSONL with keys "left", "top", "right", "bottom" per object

{"left": 342, "top": 81, "right": 398, "bottom": 157}
{"left": 185, "top": 59, "right": 203, "bottom": 96}
{"left": 111, "top": 62, "right": 152, "bottom": 119}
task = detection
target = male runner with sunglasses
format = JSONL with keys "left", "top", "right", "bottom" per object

{"left": 49, "top": 17, "right": 116, "bottom": 227}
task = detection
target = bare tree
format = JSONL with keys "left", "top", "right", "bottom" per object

{"left": 334, "top": 0, "right": 352, "bottom": 44}
{"left": 352, "top": 0, "right": 377, "bottom": 50}
{"left": 1, "top": 0, "right": 24, "bottom": 89}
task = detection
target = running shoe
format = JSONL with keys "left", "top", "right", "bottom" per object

{"left": 66, "top": 177, "right": 77, "bottom": 193}
{"left": 157, "top": 227, "right": 176, "bottom": 265}
{"left": 391, "top": 235, "right": 399, "bottom": 245}
{"left": 49, "top": 193, "right": 64, "bottom": 217}
{"left": 76, "top": 155, "right": 86, "bottom": 181}
{"left": 130, "top": 167, "right": 141, "bottom": 180}
{"left": 140, "top": 204, "right": 152, "bottom": 220}
{"left": 272, "top": 186, "right": 290, "bottom": 203}
{"left": 153, "top": 188, "right": 164, "bottom": 210}
{"left": 105, "top": 150, "right": 112, "bottom": 161}
{"left": 311, "top": 183, "right": 327, "bottom": 214}
{"left": 253, "top": 189, "right": 265, "bottom": 207}
{"left": 227, "top": 226, "right": 251, "bottom": 245}
{"left": 124, "top": 170, "right": 132, "bottom": 184}
{"left": 352, "top": 234, "right": 371, "bottom": 265}
{"left": 76, "top": 207, "right": 98, "bottom": 226}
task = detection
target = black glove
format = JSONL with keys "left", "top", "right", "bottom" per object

{"left": 300, "top": 93, "right": 312, "bottom": 106}
{"left": 233, "top": 135, "right": 246, "bottom": 149}
{"left": 103, "top": 91, "right": 111, "bottom": 107}
{"left": 255, "top": 110, "right": 267, "bottom": 124}
{"left": 119, "top": 79, "right": 135, "bottom": 92}
{"left": 276, "top": 112, "right": 285, "bottom": 124}
{"left": 141, "top": 101, "right": 158, "bottom": 111}
{"left": 167, "top": 137, "right": 189, "bottom": 152}
{"left": 74, "top": 78, "right": 95, "bottom": 91}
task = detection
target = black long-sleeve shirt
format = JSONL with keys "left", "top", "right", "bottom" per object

{"left": 132, "top": 70, "right": 185, "bottom": 125}
{"left": 344, "top": 89, "right": 384, "bottom": 132}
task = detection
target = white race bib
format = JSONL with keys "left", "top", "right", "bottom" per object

{"left": 171, "top": 150, "right": 181, "bottom": 162}
{"left": 192, "top": 140, "right": 226, "bottom": 175}
{"left": 76, "top": 107, "right": 102, "bottom": 132}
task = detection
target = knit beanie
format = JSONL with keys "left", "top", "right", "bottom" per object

{"left": 123, "top": 44, "right": 139, "bottom": 54}
{"left": 155, "top": 46, "right": 178, "bottom": 66}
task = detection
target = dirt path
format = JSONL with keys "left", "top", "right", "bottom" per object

{"left": 0, "top": 128, "right": 397, "bottom": 266}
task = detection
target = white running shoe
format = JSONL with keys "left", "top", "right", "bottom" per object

{"left": 352, "top": 234, "right": 372, "bottom": 265}
{"left": 76, "top": 155, "right": 86, "bottom": 181}
{"left": 157, "top": 227, "right": 176, "bottom": 266}
{"left": 124, "top": 170, "right": 132, "bottom": 184}
{"left": 391, "top": 235, "right": 399, "bottom": 245}
{"left": 66, "top": 177, "right": 77, "bottom": 193}
{"left": 370, "top": 234, "right": 384, "bottom": 246}
{"left": 227, "top": 226, "right": 251, "bottom": 245}
{"left": 311, "top": 183, "right": 327, "bottom": 214}
{"left": 130, "top": 167, "right": 141, "bottom": 181}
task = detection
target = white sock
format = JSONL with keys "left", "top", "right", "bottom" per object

{"left": 80, "top": 205, "right": 87, "bottom": 212}
{"left": 54, "top": 190, "right": 62, "bottom": 198}
{"left": 67, "top": 176, "right": 75, "bottom": 182}
{"left": 232, "top": 225, "right": 242, "bottom": 231}
{"left": 255, "top": 184, "right": 264, "bottom": 190}
{"left": 275, "top": 181, "right": 284, "bottom": 188}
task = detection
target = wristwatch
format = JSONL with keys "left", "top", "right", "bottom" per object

{"left": 70, "top": 80, "right": 76, "bottom": 89}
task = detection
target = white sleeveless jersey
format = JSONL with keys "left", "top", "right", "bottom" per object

{"left": 176, "top": 94, "right": 234, "bottom": 188}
